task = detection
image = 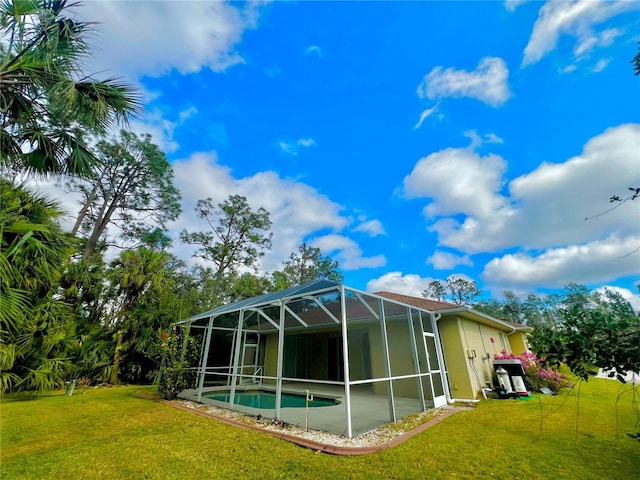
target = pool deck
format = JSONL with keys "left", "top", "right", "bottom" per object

{"left": 179, "top": 382, "right": 434, "bottom": 436}
{"left": 136, "top": 390, "right": 470, "bottom": 455}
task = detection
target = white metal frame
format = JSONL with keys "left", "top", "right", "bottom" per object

{"left": 190, "top": 284, "right": 450, "bottom": 438}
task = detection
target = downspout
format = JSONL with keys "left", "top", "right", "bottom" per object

{"left": 505, "top": 325, "right": 524, "bottom": 355}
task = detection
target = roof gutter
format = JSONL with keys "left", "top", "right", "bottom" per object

{"left": 434, "top": 306, "right": 530, "bottom": 335}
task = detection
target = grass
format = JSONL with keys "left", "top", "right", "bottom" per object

{"left": 1, "top": 379, "right": 639, "bottom": 479}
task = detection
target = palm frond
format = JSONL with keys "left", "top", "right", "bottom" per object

{"left": 15, "top": 356, "right": 70, "bottom": 393}
{"left": 0, "top": 371, "right": 21, "bottom": 395}
{"left": 72, "top": 77, "right": 143, "bottom": 124}
{"left": 0, "top": 285, "right": 30, "bottom": 335}
{"left": 0, "top": 0, "right": 140, "bottom": 174}
{"left": 0, "top": 128, "right": 24, "bottom": 162}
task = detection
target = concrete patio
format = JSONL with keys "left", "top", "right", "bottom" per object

{"left": 180, "top": 381, "right": 432, "bottom": 436}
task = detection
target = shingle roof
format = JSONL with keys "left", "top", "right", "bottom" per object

{"left": 375, "top": 291, "right": 461, "bottom": 311}
{"left": 376, "top": 291, "right": 532, "bottom": 331}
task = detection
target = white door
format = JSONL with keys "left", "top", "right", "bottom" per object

{"left": 240, "top": 333, "right": 260, "bottom": 384}
{"left": 423, "top": 333, "right": 447, "bottom": 407}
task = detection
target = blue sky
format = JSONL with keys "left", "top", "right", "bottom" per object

{"left": 48, "top": 1, "right": 640, "bottom": 305}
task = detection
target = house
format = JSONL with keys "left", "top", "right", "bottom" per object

{"left": 178, "top": 280, "right": 531, "bottom": 437}
{"left": 375, "top": 291, "right": 531, "bottom": 400}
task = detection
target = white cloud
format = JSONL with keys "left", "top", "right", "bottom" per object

{"left": 523, "top": 1, "right": 638, "bottom": 66}
{"left": 297, "top": 138, "right": 316, "bottom": 148}
{"left": 504, "top": 0, "right": 526, "bottom": 12}
{"left": 128, "top": 105, "right": 201, "bottom": 154}
{"left": 574, "top": 28, "right": 622, "bottom": 58}
{"left": 482, "top": 236, "right": 640, "bottom": 289}
{"left": 414, "top": 104, "right": 439, "bottom": 130}
{"left": 129, "top": 109, "right": 179, "bottom": 153}
{"left": 22, "top": 175, "right": 82, "bottom": 232}
{"left": 353, "top": 219, "right": 386, "bottom": 237}
{"left": 366, "top": 272, "right": 433, "bottom": 297}
{"left": 463, "top": 130, "right": 504, "bottom": 149}
{"left": 26, "top": 147, "right": 385, "bottom": 277}
{"left": 80, "top": 1, "right": 265, "bottom": 79}
{"left": 405, "top": 124, "right": 640, "bottom": 258}
{"left": 178, "top": 106, "right": 199, "bottom": 123}
{"left": 446, "top": 272, "right": 476, "bottom": 283}
{"left": 312, "top": 234, "right": 387, "bottom": 270}
{"left": 403, "top": 147, "right": 510, "bottom": 220}
{"left": 169, "top": 152, "right": 388, "bottom": 274}
{"left": 428, "top": 251, "right": 474, "bottom": 270}
{"left": 417, "top": 57, "right": 511, "bottom": 107}
{"left": 592, "top": 58, "right": 611, "bottom": 73}
{"left": 484, "top": 133, "right": 504, "bottom": 144}
{"left": 305, "top": 45, "right": 323, "bottom": 58}
{"left": 278, "top": 138, "right": 316, "bottom": 156}
{"left": 595, "top": 286, "right": 640, "bottom": 311}
{"left": 503, "top": 124, "right": 640, "bottom": 245}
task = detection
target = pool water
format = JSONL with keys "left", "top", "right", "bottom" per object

{"left": 205, "top": 391, "right": 338, "bottom": 409}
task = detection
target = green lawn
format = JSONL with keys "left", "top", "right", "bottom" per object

{"left": 1, "top": 379, "right": 638, "bottom": 479}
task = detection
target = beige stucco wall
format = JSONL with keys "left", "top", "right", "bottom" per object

{"left": 384, "top": 318, "right": 419, "bottom": 398}
{"left": 358, "top": 320, "right": 389, "bottom": 396}
{"left": 508, "top": 331, "right": 529, "bottom": 355}
{"left": 264, "top": 333, "right": 278, "bottom": 380}
{"left": 439, "top": 314, "right": 514, "bottom": 399}
{"left": 367, "top": 321, "right": 385, "bottom": 379}
{"left": 460, "top": 318, "right": 509, "bottom": 396}
{"left": 438, "top": 317, "right": 473, "bottom": 400}
{"left": 347, "top": 318, "right": 422, "bottom": 399}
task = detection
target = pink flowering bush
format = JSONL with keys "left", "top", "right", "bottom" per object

{"left": 494, "top": 350, "right": 570, "bottom": 393}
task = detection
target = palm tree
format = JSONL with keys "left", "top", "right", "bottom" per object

{"left": 105, "top": 247, "right": 174, "bottom": 384}
{"left": 0, "top": 0, "right": 141, "bottom": 176}
{"left": 0, "top": 179, "right": 76, "bottom": 394}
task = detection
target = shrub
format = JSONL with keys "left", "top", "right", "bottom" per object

{"left": 494, "top": 350, "right": 570, "bottom": 393}
{"left": 157, "top": 328, "right": 199, "bottom": 400}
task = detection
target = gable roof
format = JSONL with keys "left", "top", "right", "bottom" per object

{"left": 376, "top": 291, "right": 532, "bottom": 332}
{"left": 375, "top": 291, "right": 460, "bottom": 311}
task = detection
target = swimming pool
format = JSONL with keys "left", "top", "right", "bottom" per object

{"left": 205, "top": 390, "right": 339, "bottom": 409}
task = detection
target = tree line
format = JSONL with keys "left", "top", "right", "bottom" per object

{"left": 0, "top": 1, "right": 342, "bottom": 394}
{"left": 423, "top": 278, "right": 639, "bottom": 382}
{"left": 2, "top": 2, "right": 638, "bottom": 395}
{"left": 1, "top": 170, "right": 343, "bottom": 392}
